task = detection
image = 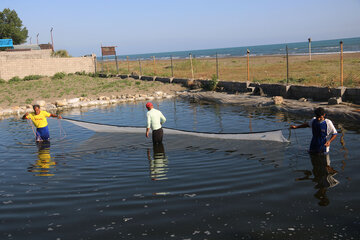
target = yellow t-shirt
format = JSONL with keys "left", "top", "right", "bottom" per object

{"left": 27, "top": 111, "right": 51, "bottom": 128}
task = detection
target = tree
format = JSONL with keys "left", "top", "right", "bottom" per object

{"left": 0, "top": 8, "right": 28, "bottom": 44}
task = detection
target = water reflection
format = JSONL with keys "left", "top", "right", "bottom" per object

{"left": 147, "top": 143, "right": 168, "bottom": 181}
{"left": 296, "top": 153, "right": 339, "bottom": 206}
{"left": 28, "top": 142, "right": 56, "bottom": 176}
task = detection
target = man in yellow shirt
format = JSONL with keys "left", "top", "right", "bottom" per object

{"left": 22, "top": 104, "right": 62, "bottom": 141}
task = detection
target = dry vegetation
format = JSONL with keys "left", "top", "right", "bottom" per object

{"left": 99, "top": 52, "right": 360, "bottom": 87}
{"left": 0, "top": 74, "right": 185, "bottom": 108}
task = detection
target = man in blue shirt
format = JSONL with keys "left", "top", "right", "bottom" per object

{"left": 291, "top": 107, "right": 337, "bottom": 153}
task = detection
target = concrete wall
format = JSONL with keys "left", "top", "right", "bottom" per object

{"left": 0, "top": 50, "right": 96, "bottom": 80}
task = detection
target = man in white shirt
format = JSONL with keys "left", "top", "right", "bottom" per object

{"left": 145, "top": 102, "right": 166, "bottom": 144}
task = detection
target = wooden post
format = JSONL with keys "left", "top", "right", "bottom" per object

{"left": 216, "top": 52, "right": 219, "bottom": 80}
{"left": 94, "top": 56, "right": 97, "bottom": 73}
{"left": 247, "top": 49, "right": 250, "bottom": 81}
{"left": 101, "top": 46, "right": 104, "bottom": 72}
{"left": 189, "top": 53, "right": 194, "bottom": 79}
{"left": 170, "top": 55, "right": 174, "bottom": 77}
{"left": 340, "top": 41, "right": 343, "bottom": 87}
{"left": 115, "top": 54, "right": 119, "bottom": 74}
{"left": 153, "top": 56, "right": 156, "bottom": 75}
{"left": 138, "top": 59, "right": 142, "bottom": 76}
{"left": 127, "top": 56, "right": 130, "bottom": 74}
{"left": 308, "top": 38, "right": 312, "bottom": 61}
{"left": 286, "top": 45, "right": 289, "bottom": 85}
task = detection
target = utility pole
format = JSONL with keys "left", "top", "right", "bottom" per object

{"left": 170, "top": 55, "right": 174, "bottom": 77}
{"left": 30, "top": 37, "right": 32, "bottom": 44}
{"left": 216, "top": 52, "right": 219, "bottom": 80}
{"left": 36, "top": 33, "right": 39, "bottom": 45}
{"left": 189, "top": 53, "right": 194, "bottom": 79}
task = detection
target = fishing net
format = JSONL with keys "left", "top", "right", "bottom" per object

{"left": 63, "top": 118, "right": 289, "bottom": 143}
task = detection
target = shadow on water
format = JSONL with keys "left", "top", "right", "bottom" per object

{"left": 295, "top": 153, "right": 339, "bottom": 206}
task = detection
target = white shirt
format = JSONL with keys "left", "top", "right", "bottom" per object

{"left": 147, "top": 108, "right": 166, "bottom": 130}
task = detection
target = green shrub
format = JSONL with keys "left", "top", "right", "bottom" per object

{"left": 23, "top": 75, "right": 42, "bottom": 81}
{"left": 0, "top": 78, "right": 6, "bottom": 84}
{"left": 52, "top": 50, "right": 71, "bottom": 57}
{"left": 8, "top": 76, "right": 22, "bottom": 83}
{"left": 52, "top": 72, "right": 66, "bottom": 80}
{"left": 203, "top": 74, "right": 218, "bottom": 91}
{"left": 25, "top": 98, "right": 33, "bottom": 104}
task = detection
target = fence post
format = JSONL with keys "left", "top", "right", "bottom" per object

{"left": 170, "top": 55, "right": 174, "bottom": 77}
{"left": 286, "top": 45, "right": 289, "bottom": 85}
{"left": 153, "top": 56, "right": 156, "bottom": 75}
{"left": 138, "top": 59, "right": 142, "bottom": 76}
{"left": 340, "top": 41, "right": 343, "bottom": 87}
{"left": 247, "top": 49, "right": 250, "bottom": 81}
{"left": 127, "top": 56, "right": 130, "bottom": 74}
{"left": 308, "top": 38, "right": 312, "bottom": 61}
{"left": 189, "top": 53, "right": 194, "bottom": 79}
{"left": 216, "top": 52, "right": 219, "bottom": 80}
{"left": 115, "top": 54, "right": 119, "bottom": 74}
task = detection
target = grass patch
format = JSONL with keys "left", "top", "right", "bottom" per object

{"left": 23, "top": 75, "right": 42, "bottom": 81}
{"left": 52, "top": 72, "right": 66, "bottom": 80}
{"left": 8, "top": 76, "right": 22, "bottom": 83}
{"left": 25, "top": 98, "right": 33, "bottom": 104}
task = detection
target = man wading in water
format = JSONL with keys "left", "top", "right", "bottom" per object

{"left": 22, "top": 104, "right": 62, "bottom": 142}
{"left": 145, "top": 102, "right": 166, "bottom": 144}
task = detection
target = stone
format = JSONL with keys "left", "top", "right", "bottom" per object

{"left": 155, "top": 91, "right": 163, "bottom": 96}
{"left": 328, "top": 97, "right": 342, "bottom": 105}
{"left": 55, "top": 99, "right": 68, "bottom": 107}
{"left": 35, "top": 100, "right": 46, "bottom": 107}
{"left": 298, "top": 97, "right": 307, "bottom": 102}
{"left": 272, "top": 96, "right": 284, "bottom": 105}
{"left": 67, "top": 98, "right": 80, "bottom": 104}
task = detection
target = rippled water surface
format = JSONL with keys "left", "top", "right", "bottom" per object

{"left": 0, "top": 100, "right": 359, "bottom": 240}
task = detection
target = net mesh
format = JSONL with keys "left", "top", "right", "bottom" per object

{"left": 63, "top": 118, "right": 289, "bottom": 143}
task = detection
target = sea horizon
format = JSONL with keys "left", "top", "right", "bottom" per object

{"left": 99, "top": 36, "right": 360, "bottom": 61}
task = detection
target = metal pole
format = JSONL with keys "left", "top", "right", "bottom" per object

{"left": 153, "top": 56, "right": 156, "bottom": 75}
{"left": 247, "top": 49, "right": 250, "bottom": 81}
{"left": 50, "top": 27, "right": 54, "bottom": 52}
{"left": 138, "top": 59, "right": 142, "bottom": 76}
{"left": 127, "top": 56, "right": 130, "bottom": 74}
{"left": 308, "top": 38, "right": 311, "bottom": 61}
{"left": 189, "top": 53, "right": 194, "bottom": 79}
{"left": 30, "top": 37, "right": 32, "bottom": 44}
{"left": 286, "top": 45, "right": 289, "bottom": 85}
{"left": 340, "top": 41, "right": 343, "bottom": 87}
{"left": 101, "top": 45, "right": 104, "bottom": 72}
{"left": 170, "top": 55, "right": 174, "bottom": 77}
{"left": 216, "top": 52, "right": 219, "bottom": 80}
{"left": 36, "top": 33, "right": 39, "bottom": 45}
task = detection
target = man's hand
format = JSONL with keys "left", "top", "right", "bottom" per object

{"left": 290, "top": 125, "right": 296, "bottom": 129}
{"left": 324, "top": 141, "right": 331, "bottom": 147}
{"left": 58, "top": 115, "right": 62, "bottom": 119}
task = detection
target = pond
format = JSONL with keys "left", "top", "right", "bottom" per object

{"left": 0, "top": 99, "right": 359, "bottom": 239}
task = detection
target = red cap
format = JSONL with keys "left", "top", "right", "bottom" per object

{"left": 146, "top": 102, "right": 153, "bottom": 108}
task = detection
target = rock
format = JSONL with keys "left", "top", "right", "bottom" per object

{"left": 35, "top": 100, "right": 46, "bottom": 107}
{"left": 110, "top": 95, "right": 117, "bottom": 100}
{"left": 146, "top": 96, "right": 155, "bottom": 100}
{"left": 155, "top": 91, "right": 163, "bottom": 96}
{"left": 67, "top": 98, "right": 80, "bottom": 104}
{"left": 298, "top": 97, "right": 307, "bottom": 102}
{"left": 55, "top": 99, "right": 68, "bottom": 107}
{"left": 328, "top": 97, "right": 342, "bottom": 105}
{"left": 44, "top": 104, "right": 57, "bottom": 111}
{"left": 26, "top": 105, "right": 33, "bottom": 109}
{"left": 272, "top": 96, "right": 284, "bottom": 105}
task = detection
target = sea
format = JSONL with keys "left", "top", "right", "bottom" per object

{"left": 100, "top": 36, "right": 360, "bottom": 61}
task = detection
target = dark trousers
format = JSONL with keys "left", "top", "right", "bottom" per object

{"left": 152, "top": 128, "right": 163, "bottom": 144}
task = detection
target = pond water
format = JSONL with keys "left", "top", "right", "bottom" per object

{"left": 0, "top": 99, "right": 359, "bottom": 240}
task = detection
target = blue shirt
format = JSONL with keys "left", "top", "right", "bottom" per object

{"left": 309, "top": 118, "right": 337, "bottom": 153}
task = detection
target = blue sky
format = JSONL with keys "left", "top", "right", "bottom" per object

{"left": 2, "top": 0, "right": 360, "bottom": 56}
